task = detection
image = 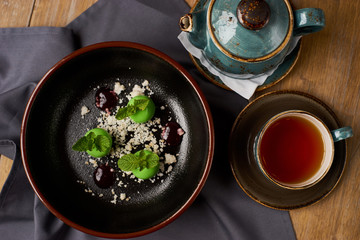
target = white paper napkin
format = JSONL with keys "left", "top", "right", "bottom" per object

{"left": 178, "top": 31, "right": 300, "bottom": 99}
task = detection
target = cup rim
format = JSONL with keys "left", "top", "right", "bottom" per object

{"left": 255, "top": 110, "right": 335, "bottom": 190}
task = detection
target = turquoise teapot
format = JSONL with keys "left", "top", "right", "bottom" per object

{"left": 179, "top": 0, "right": 325, "bottom": 76}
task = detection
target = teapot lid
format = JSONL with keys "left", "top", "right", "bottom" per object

{"left": 209, "top": 0, "right": 293, "bottom": 61}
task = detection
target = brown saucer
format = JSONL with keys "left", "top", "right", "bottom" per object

{"left": 229, "top": 91, "right": 347, "bottom": 210}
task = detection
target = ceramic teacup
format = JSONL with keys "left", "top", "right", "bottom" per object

{"left": 253, "top": 110, "right": 353, "bottom": 189}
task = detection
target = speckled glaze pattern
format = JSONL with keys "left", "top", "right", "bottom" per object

{"left": 185, "top": 0, "right": 325, "bottom": 75}
{"left": 237, "top": 0, "right": 271, "bottom": 30}
{"left": 294, "top": 8, "right": 325, "bottom": 36}
{"left": 211, "top": 0, "right": 290, "bottom": 59}
{"left": 189, "top": 39, "right": 302, "bottom": 91}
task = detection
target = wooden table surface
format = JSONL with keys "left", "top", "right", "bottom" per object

{"left": 0, "top": 0, "right": 359, "bottom": 239}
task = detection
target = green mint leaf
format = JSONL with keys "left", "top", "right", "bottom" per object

{"left": 115, "top": 105, "right": 137, "bottom": 120}
{"left": 115, "top": 107, "right": 129, "bottom": 120}
{"left": 86, "top": 132, "right": 96, "bottom": 151}
{"left": 87, "top": 132, "right": 96, "bottom": 139}
{"left": 94, "top": 135, "right": 111, "bottom": 152}
{"left": 118, "top": 150, "right": 160, "bottom": 172}
{"left": 72, "top": 136, "right": 90, "bottom": 151}
{"left": 115, "top": 98, "right": 150, "bottom": 120}
{"left": 146, "top": 153, "right": 160, "bottom": 169}
{"left": 72, "top": 132, "right": 97, "bottom": 152}
{"left": 138, "top": 150, "right": 146, "bottom": 160}
{"left": 138, "top": 150, "right": 159, "bottom": 169}
{"left": 118, "top": 154, "right": 140, "bottom": 171}
{"left": 137, "top": 150, "right": 148, "bottom": 170}
{"left": 139, "top": 160, "right": 148, "bottom": 171}
{"left": 133, "top": 99, "right": 149, "bottom": 111}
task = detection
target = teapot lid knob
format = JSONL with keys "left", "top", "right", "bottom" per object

{"left": 237, "top": 0, "right": 270, "bottom": 30}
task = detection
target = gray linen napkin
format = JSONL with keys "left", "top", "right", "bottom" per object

{"left": 0, "top": 0, "right": 296, "bottom": 239}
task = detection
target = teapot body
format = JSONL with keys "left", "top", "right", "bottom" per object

{"left": 180, "top": 0, "right": 324, "bottom": 76}
{"left": 204, "top": 33, "right": 291, "bottom": 75}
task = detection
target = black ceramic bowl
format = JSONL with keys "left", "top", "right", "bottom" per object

{"left": 20, "top": 42, "right": 214, "bottom": 238}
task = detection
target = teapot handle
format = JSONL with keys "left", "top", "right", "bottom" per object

{"left": 293, "top": 8, "right": 325, "bottom": 36}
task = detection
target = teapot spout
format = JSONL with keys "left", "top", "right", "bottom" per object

{"left": 179, "top": 11, "right": 207, "bottom": 50}
{"left": 179, "top": 14, "right": 193, "bottom": 32}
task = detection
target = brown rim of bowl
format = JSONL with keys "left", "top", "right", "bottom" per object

{"left": 20, "top": 41, "right": 215, "bottom": 238}
{"left": 229, "top": 90, "right": 347, "bottom": 210}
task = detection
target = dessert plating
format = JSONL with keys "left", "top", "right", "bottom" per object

{"left": 73, "top": 79, "right": 184, "bottom": 204}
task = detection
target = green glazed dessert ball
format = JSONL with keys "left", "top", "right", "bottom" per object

{"left": 128, "top": 95, "right": 155, "bottom": 123}
{"left": 132, "top": 150, "right": 159, "bottom": 179}
{"left": 85, "top": 128, "right": 112, "bottom": 158}
{"left": 132, "top": 165, "right": 159, "bottom": 180}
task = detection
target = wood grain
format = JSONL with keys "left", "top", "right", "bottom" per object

{"left": 0, "top": 155, "right": 13, "bottom": 192}
{"left": 0, "top": 0, "right": 359, "bottom": 239}
{"left": 0, "top": 0, "right": 34, "bottom": 27}
{"left": 252, "top": 1, "right": 360, "bottom": 239}
{"left": 0, "top": 0, "right": 34, "bottom": 191}
{"left": 185, "top": 0, "right": 197, "bottom": 7}
{"left": 29, "top": 0, "right": 98, "bottom": 27}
